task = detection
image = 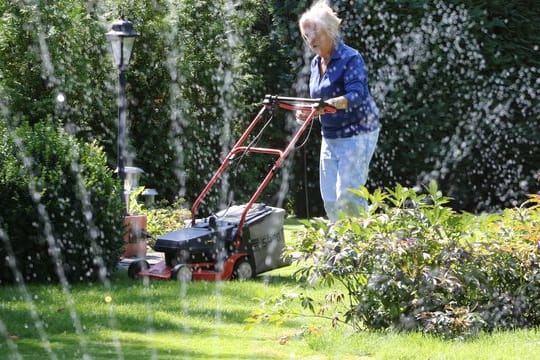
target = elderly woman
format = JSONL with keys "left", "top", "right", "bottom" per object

{"left": 297, "top": 0, "right": 380, "bottom": 223}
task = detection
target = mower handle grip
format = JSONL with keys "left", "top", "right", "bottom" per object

{"left": 263, "top": 95, "right": 337, "bottom": 114}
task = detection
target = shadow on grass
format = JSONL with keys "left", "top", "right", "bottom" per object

{"left": 6, "top": 333, "right": 284, "bottom": 360}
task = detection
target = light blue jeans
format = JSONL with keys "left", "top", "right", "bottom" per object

{"left": 319, "top": 128, "right": 380, "bottom": 223}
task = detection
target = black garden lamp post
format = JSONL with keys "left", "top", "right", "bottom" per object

{"left": 106, "top": 16, "right": 138, "bottom": 213}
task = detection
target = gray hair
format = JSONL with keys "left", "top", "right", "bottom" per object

{"left": 299, "top": 1, "right": 342, "bottom": 40}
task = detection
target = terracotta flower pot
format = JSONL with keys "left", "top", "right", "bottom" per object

{"left": 122, "top": 214, "right": 148, "bottom": 258}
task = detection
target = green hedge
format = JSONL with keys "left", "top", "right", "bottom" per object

{"left": 0, "top": 0, "right": 538, "bottom": 216}
{"left": 0, "top": 121, "right": 123, "bottom": 283}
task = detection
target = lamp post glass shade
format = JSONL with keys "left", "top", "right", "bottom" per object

{"left": 123, "top": 166, "right": 144, "bottom": 193}
{"left": 106, "top": 17, "right": 138, "bottom": 70}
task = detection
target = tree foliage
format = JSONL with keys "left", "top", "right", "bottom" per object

{"left": 0, "top": 0, "right": 538, "bottom": 218}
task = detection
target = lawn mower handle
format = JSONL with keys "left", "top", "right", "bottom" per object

{"left": 263, "top": 95, "right": 337, "bottom": 113}
{"left": 190, "top": 95, "right": 335, "bottom": 244}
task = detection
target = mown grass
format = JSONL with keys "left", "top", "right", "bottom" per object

{"left": 0, "top": 218, "right": 539, "bottom": 359}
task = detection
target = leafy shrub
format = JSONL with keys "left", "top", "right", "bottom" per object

{"left": 0, "top": 121, "right": 123, "bottom": 284}
{"left": 128, "top": 187, "right": 191, "bottom": 246}
{"left": 262, "top": 182, "right": 540, "bottom": 339}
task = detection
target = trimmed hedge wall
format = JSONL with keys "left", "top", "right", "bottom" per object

{"left": 0, "top": 0, "right": 538, "bottom": 217}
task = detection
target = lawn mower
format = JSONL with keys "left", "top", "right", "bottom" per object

{"left": 128, "top": 95, "right": 336, "bottom": 281}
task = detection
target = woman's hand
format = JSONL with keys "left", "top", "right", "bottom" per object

{"left": 295, "top": 108, "right": 322, "bottom": 125}
{"left": 295, "top": 96, "right": 347, "bottom": 124}
{"left": 295, "top": 109, "right": 310, "bottom": 122}
{"left": 326, "top": 96, "right": 347, "bottom": 110}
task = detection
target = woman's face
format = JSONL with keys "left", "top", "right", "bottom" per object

{"left": 301, "top": 20, "right": 334, "bottom": 57}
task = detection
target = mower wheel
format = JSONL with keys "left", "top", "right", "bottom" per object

{"left": 127, "top": 259, "right": 149, "bottom": 279}
{"left": 172, "top": 264, "right": 192, "bottom": 282}
{"left": 233, "top": 258, "right": 254, "bottom": 281}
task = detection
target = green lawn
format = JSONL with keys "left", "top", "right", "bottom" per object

{"left": 1, "top": 219, "right": 539, "bottom": 359}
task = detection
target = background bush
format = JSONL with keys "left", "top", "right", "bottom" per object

{"left": 0, "top": 0, "right": 538, "bottom": 215}
{"left": 0, "top": 121, "right": 123, "bottom": 284}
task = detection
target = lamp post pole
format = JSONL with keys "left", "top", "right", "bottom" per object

{"left": 106, "top": 15, "right": 138, "bottom": 214}
{"left": 117, "top": 67, "right": 127, "bottom": 212}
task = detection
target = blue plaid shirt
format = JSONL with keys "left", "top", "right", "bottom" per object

{"left": 309, "top": 41, "right": 380, "bottom": 139}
